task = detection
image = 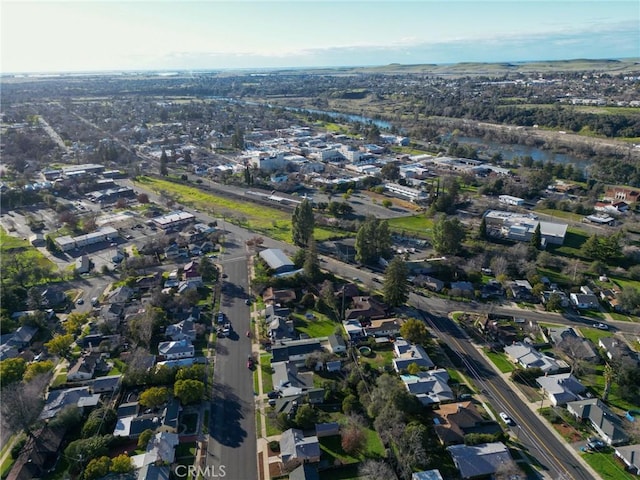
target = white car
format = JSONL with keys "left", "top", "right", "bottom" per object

{"left": 593, "top": 323, "right": 609, "bottom": 330}
{"left": 499, "top": 412, "right": 515, "bottom": 426}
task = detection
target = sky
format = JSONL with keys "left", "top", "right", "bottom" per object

{"left": 1, "top": 0, "right": 639, "bottom": 73}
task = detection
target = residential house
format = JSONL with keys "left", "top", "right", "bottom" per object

{"left": 570, "top": 292, "right": 600, "bottom": 310}
{"left": 107, "top": 285, "right": 134, "bottom": 304}
{"left": 567, "top": 398, "right": 629, "bottom": 446}
{"left": 158, "top": 398, "right": 181, "bottom": 433}
{"left": 40, "top": 386, "right": 101, "bottom": 419}
{"left": 271, "top": 338, "right": 323, "bottom": 364}
{"left": 137, "top": 464, "right": 170, "bottom": 480}
{"left": 266, "top": 305, "right": 294, "bottom": 341}
{"left": 509, "top": 280, "right": 535, "bottom": 302}
{"left": 263, "top": 287, "right": 297, "bottom": 305}
{"left": 481, "top": 280, "right": 505, "bottom": 299}
{"left": 342, "top": 319, "right": 365, "bottom": 340}
{"left": 6, "top": 427, "right": 65, "bottom": 480}
{"left": 600, "top": 288, "right": 621, "bottom": 311}
{"left": 288, "top": 464, "right": 320, "bottom": 480}
{"left": 536, "top": 373, "right": 587, "bottom": 407}
{"left": 131, "top": 432, "right": 180, "bottom": 469}
{"left": 158, "top": 339, "right": 194, "bottom": 360}
{"left": 183, "top": 261, "right": 202, "bottom": 282}
{"left": 344, "top": 296, "right": 387, "bottom": 321}
{"left": 433, "top": 401, "right": 501, "bottom": 445}
{"left": 599, "top": 337, "right": 639, "bottom": 366}
{"left": 400, "top": 370, "right": 454, "bottom": 406}
{"left": 280, "top": 428, "right": 321, "bottom": 467}
{"left": 166, "top": 318, "right": 197, "bottom": 341}
{"left": 614, "top": 444, "right": 640, "bottom": 475}
{"left": 100, "top": 303, "right": 125, "bottom": 328}
{"left": 393, "top": 338, "right": 435, "bottom": 372}
{"left": 446, "top": 442, "right": 514, "bottom": 479}
{"left": 504, "top": 342, "right": 568, "bottom": 373}
{"left": 114, "top": 414, "right": 162, "bottom": 438}
{"left": 327, "top": 333, "right": 346, "bottom": 354}
{"left": 164, "top": 243, "right": 189, "bottom": 260}
{"left": 67, "top": 353, "right": 104, "bottom": 382}
{"left": 365, "top": 317, "right": 401, "bottom": 338}
{"left": 449, "top": 281, "right": 474, "bottom": 297}
{"left": 547, "top": 327, "right": 599, "bottom": 362}
{"left": 413, "top": 275, "right": 445, "bottom": 292}
{"left": 90, "top": 374, "right": 122, "bottom": 394}
{"left": 7, "top": 325, "right": 38, "bottom": 349}
{"left": 272, "top": 361, "right": 314, "bottom": 395}
{"left": 40, "top": 287, "right": 68, "bottom": 308}
{"left": 603, "top": 187, "right": 640, "bottom": 203}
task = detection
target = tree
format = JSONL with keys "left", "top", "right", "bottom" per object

{"left": 82, "top": 406, "right": 117, "bottom": 437}
{"left": 137, "top": 428, "right": 155, "bottom": 449}
{"left": 293, "top": 404, "right": 318, "bottom": 430}
{"left": 530, "top": 223, "right": 541, "bottom": 249}
{"left": 83, "top": 456, "right": 111, "bottom": 480}
{"left": 380, "top": 162, "right": 400, "bottom": 181}
{"left": 65, "top": 435, "right": 112, "bottom": 474}
{"left": 0, "top": 358, "right": 26, "bottom": 387}
{"left": 23, "top": 360, "right": 54, "bottom": 382}
{"left": 64, "top": 312, "right": 89, "bottom": 335}
{"left": 49, "top": 405, "right": 83, "bottom": 430}
{"left": 342, "top": 394, "right": 360, "bottom": 414}
{"left": 44, "top": 333, "right": 74, "bottom": 358}
{"left": 199, "top": 255, "right": 218, "bottom": 282}
{"left": 160, "top": 148, "right": 168, "bottom": 176}
{"left": 355, "top": 216, "right": 391, "bottom": 265}
{"left": 291, "top": 199, "right": 314, "bottom": 247}
{"left": 545, "top": 293, "right": 564, "bottom": 312}
{"left": 303, "top": 238, "right": 321, "bottom": 282}
{"left": 174, "top": 379, "right": 205, "bottom": 404}
{"left": 431, "top": 215, "right": 466, "bottom": 255}
{"left": 319, "top": 280, "right": 338, "bottom": 320}
{"left": 407, "top": 362, "right": 421, "bottom": 375}
{"left": 358, "top": 459, "right": 398, "bottom": 480}
{"left": 139, "top": 386, "right": 169, "bottom": 408}
{"left": 0, "top": 374, "right": 49, "bottom": 440}
{"left": 137, "top": 193, "right": 150, "bottom": 203}
{"left": 341, "top": 424, "right": 366, "bottom": 455}
{"left": 479, "top": 216, "right": 487, "bottom": 239}
{"left": 383, "top": 257, "right": 409, "bottom": 307}
{"left": 176, "top": 364, "right": 206, "bottom": 381}
{"left": 399, "top": 318, "right": 430, "bottom": 345}
{"left": 617, "top": 287, "right": 640, "bottom": 315}
{"left": 110, "top": 454, "right": 134, "bottom": 474}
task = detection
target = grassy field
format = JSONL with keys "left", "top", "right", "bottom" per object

{"left": 535, "top": 208, "right": 585, "bottom": 222}
{"left": 387, "top": 214, "right": 434, "bottom": 238}
{"left": 293, "top": 312, "right": 338, "bottom": 338}
{"left": 548, "top": 227, "right": 590, "bottom": 259}
{"left": 0, "top": 228, "right": 30, "bottom": 251}
{"left": 133, "top": 176, "right": 345, "bottom": 242}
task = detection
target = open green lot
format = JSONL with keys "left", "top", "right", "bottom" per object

{"left": 293, "top": 312, "right": 338, "bottom": 338}
{"left": 581, "top": 451, "right": 636, "bottom": 480}
{"left": 387, "top": 214, "right": 433, "bottom": 238}
{"left": 133, "top": 176, "right": 346, "bottom": 242}
{"left": 483, "top": 349, "right": 515, "bottom": 373}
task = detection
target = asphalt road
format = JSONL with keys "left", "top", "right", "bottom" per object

{"left": 416, "top": 296, "right": 596, "bottom": 480}
{"left": 206, "top": 232, "right": 257, "bottom": 480}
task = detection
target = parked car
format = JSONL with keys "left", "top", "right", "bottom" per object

{"left": 76, "top": 298, "right": 84, "bottom": 305}
{"left": 499, "top": 412, "right": 515, "bottom": 426}
{"left": 267, "top": 391, "right": 280, "bottom": 399}
{"left": 593, "top": 323, "right": 609, "bottom": 330}
{"left": 247, "top": 356, "right": 255, "bottom": 370}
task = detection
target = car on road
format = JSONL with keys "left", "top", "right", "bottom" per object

{"left": 76, "top": 298, "right": 84, "bottom": 305}
{"left": 216, "top": 312, "right": 225, "bottom": 324}
{"left": 499, "top": 412, "right": 515, "bottom": 426}
{"left": 247, "top": 356, "right": 255, "bottom": 369}
{"left": 593, "top": 323, "right": 609, "bottom": 330}
{"left": 245, "top": 298, "right": 251, "bottom": 305}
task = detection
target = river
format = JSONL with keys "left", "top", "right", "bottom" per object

{"left": 451, "top": 135, "right": 590, "bottom": 171}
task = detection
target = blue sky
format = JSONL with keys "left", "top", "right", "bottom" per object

{"left": 1, "top": 1, "right": 638, "bottom": 73}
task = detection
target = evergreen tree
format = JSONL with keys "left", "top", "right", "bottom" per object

{"left": 479, "top": 216, "right": 487, "bottom": 239}
{"left": 355, "top": 216, "right": 392, "bottom": 265}
{"left": 291, "top": 199, "right": 314, "bottom": 247}
{"left": 160, "top": 148, "right": 168, "bottom": 176}
{"left": 383, "top": 257, "right": 409, "bottom": 307}
{"left": 431, "top": 215, "right": 466, "bottom": 255}
{"left": 530, "top": 223, "right": 542, "bottom": 249}
{"left": 303, "top": 238, "right": 321, "bottom": 282}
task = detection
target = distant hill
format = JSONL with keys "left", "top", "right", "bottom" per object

{"left": 264, "top": 58, "right": 640, "bottom": 77}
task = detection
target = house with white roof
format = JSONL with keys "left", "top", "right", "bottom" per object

{"left": 393, "top": 338, "right": 435, "bottom": 372}
{"left": 158, "top": 339, "right": 194, "bottom": 360}
{"left": 536, "top": 373, "right": 586, "bottom": 406}
{"left": 504, "top": 342, "right": 568, "bottom": 373}
{"left": 400, "top": 370, "right": 454, "bottom": 406}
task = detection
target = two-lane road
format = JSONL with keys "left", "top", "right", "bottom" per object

{"left": 207, "top": 234, "right": 257, "bottom": 480}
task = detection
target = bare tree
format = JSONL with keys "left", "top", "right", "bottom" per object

{"left": 1, "top": 373, "right": 50, "bottom": 440}
{"left": 358, "top": 459, "right": 398, "bottom": 480}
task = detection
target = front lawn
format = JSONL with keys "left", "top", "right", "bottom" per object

{"left": 387, "top": 214, "right": 434, "bottom": 238}
{"left": 319, "top": 426, "right": 384, "bottom": 466}
{"left": 483, "top": 349, "right": 515, "bottom": 373}
{"left": 581, "top": 450, "right": 636, "bottom": 480}
{"left": 260, "top": 353, "right": 274, "bottom": 393}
